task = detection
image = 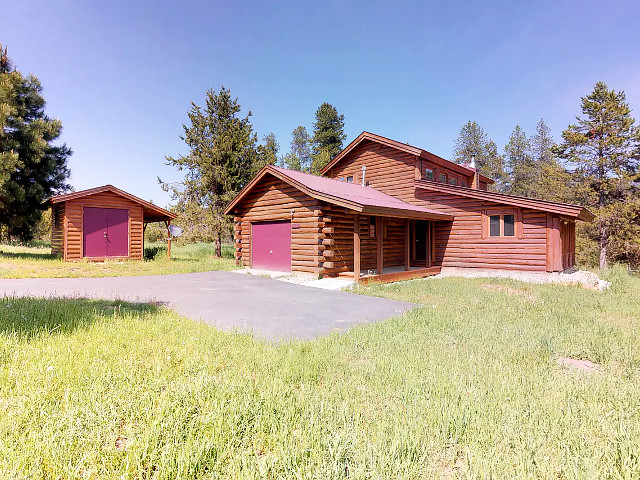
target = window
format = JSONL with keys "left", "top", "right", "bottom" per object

{"left": 461, "top": 180, "right": 467, "bottom": 188}
{"left": 449, "top": 177, "right": 458, "bottom": 186}
{"left": 484, "top": 210, "right": 519, "bottom": 238}
{"left": 369, "top": 216, "right": 376, "bottom": 238}
{"left": 346, "top": 176, "right": 354, "bottom": 183}
{"left": 424, "top": 167, "right": 434, "bottom": 181}
{"left": 53, "top": 206, "right": 60, "bottom": 227}
{"left": 439, "top": 173, "right": 447, "bottom": 183}
{"left": 338, "top": 177, "right": 345, "bottom": 182}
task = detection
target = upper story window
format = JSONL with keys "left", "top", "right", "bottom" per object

{"left": 449, "top": 177, "right": 458, "bottom": 186}
{"left": 423, "top": 167, "right": 434, "bottom": 181}
{"left": 461, "top": 180, "right": 467, "bottom": 188}
{"left": 439, "top": 173, "right": 447, "bottom": 183}
{"left": 346, "top": 176, "right": 354, "bottom": 183}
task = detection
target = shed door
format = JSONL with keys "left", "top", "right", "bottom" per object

{"left": 251, "top": 221, "right": 291, "bottom": 272}
{"left": 83, "top": 207, "right": 129, "bottom": 258}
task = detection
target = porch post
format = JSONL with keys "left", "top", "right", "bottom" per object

{"left": 165, "top": 219, "right": 172, "bottom": 259}
{"left": 427, "top": 221, "right": 432, "bottom": 268}
{"left": 404, "top": 219, "right": 410, "bottom": 271}
{"left": 353, "top": 214, "right": 361, "bottom": 281}
{"left": 376, "top": 216, "right": 383, "bottom": 275}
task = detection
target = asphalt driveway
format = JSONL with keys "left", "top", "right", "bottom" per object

{"left": 0, "top": 271, "right": 415, "bottom": 340}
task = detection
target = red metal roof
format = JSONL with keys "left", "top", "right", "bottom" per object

{"left": 48, "top": 185, "right": 177, "bottom": 222}
{"left": 225, "top": 165, "right": 453, "bottom": 220}
{"left": 320, "top": 131, "right": 495, "bottom": 184}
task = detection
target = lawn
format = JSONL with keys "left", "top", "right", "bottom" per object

{"left": 0, "top": 242, "right": 237, "bottom": 278}
{"left": 0, "top": 269, "right": 638, "bottom": 478}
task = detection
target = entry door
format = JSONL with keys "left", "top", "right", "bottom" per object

{"left": 83, "top": 207, "right": 129, "bottom": 257}
{"left": 414, "top": 220, "right": 428, "bottom": 262}
{"left": 251, "top": 221, "right": 292, "bottom": 272}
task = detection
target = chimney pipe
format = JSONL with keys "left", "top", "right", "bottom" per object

{"left": 470, "top": 154, "right": 480, "bottom": 189}
{"left": 361, "top": 166, "right": 367, "bottom": 186}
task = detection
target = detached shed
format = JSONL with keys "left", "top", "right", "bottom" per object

{"left": 48, "top": 185, "right": 176, "bottom": 261}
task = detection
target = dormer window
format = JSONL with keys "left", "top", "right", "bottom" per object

{"left": 461, "top": 180, "right": 467, "bottom": 188}
{"left": 346, "top": 176, "right": 354, "bottom": 183}
{"left": 423, "top": 167, "right": 434, "bottom": 181}
{"left": 449, "top": 177, "right": 458, "bottom": 186}
{"left": 439, "top": 173, "right": 447, "bottom": 183}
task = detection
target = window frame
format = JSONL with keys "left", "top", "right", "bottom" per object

{"left": 423, "top": 167, "right": 434, "bottom": 181}
{"left": 346, "top": 175, "right": 354, "bottom": 183}
{"left": 481, "top": 208, "right": 523, "bottom": 240}
{"left": 449, "top": 177, "right": 458, "bottom": 186}
{"left": 439, "top": 173, "right": 447, "bottom": 184}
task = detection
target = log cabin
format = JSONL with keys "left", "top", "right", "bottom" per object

{"left": 225, "top": 131, "right": 594, "bottom": 283}
{"left": 48, "top": 185, "right": 176, "bottom": 261}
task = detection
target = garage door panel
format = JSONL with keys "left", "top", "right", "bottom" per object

{"left": 252, "top": 221, "right": 291, "bottom": 272}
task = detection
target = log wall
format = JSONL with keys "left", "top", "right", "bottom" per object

{"left": 63, "top": 192, "right": 144, "bottom": 260}
{"left": 50, "top": 204, "right": 65, "bottom": 257}
{"left": 234, "top": 176, "right": 323, "bottom": 274}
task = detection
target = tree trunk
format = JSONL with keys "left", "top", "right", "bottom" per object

{"left": 599, "top": 220, "right": 608, "bottom": 269}
{"left": 215, "top": 232, "right": 222, "bottom": 258}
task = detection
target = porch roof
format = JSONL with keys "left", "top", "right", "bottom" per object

{"left": 225, "top": 165, "right": 453, "bottom": 221}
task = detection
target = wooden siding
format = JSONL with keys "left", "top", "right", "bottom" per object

{"left": 50, "top": 204, "right": 65, "bottom": 256}
{"left": 325, "top": 139, "right": 474, "bottom": 196}
{"left": 234, "top": 176, "right": 323, "bottom": 274}
{"left": 63, "top": 192, "right": 144, "bottom": 260}
{"left": 412, "top": 190, "right": 549, "bottom": 271}
{"left": 320, "top": 207, "right": 406, "bottom": 276}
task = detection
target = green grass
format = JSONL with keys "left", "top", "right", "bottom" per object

{"left": 0, "top": 242, "right": 236, "bottom": 278}
{"left": 0, "top": 269, "right": 638, "bottom": 478}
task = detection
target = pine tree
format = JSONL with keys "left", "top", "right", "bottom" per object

{"left": 0, "top": 44, "right": 71, "bottom": 241}
{"left": 452, "top": 121, "right": 507, "bottom": 191}
{"left": 530, "top": 119, "right": 572, "bottom": 202}
{"left": 504, "top": 125, "right": 537, "bottom": 197}
{"left": 281, "top": 126, "right": 311, "bottom": 172}
{"left": 162, "top": 87, "right": 258, "bottom": 257}
{"left": 255, "top": 133, "right": 279, "bottom": 174}
{"left": 555, "top": 81, "right": 640, "bottom": 268}
{"left": 311, "top": 103, "right": 345, "bottom": 174}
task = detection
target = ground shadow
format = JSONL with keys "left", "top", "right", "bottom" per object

{"left": 0, "top": 297, "right": 162, "bottom": 339}
{"left": 0, "top": 251, "right": 56, "bottom": 261}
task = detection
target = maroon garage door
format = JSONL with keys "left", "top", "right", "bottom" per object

{"left": 251, "top": 221, "right": 291, "bottom": 272}
{"left": 83, "top": 207, "right": 129, "bottom": 258}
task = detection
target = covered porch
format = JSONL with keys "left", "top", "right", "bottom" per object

{"left": 322, "top": 207, "right": 453, "bottom": 284}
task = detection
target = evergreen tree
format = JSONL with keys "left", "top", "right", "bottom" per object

{"left": 0, "top": 44, "right": 71, "bottom": 241}
{"left": 311, "top": 103, "right": 345, "bottom": 174}
{"left": 161, "top": 87, "right": 258, "bottom": 257}
{"left": 504, "top": 125, "right": 536, "bottom": 196}
{"left": 555, "top": 81, "right": 640, "bottom": 268}
{"left": 280, "top": 126, "right": 311, "bottom": 172}
{"left": 452, "top": 121, "right": 507, "bottom": 191}
{"left": 530, "top": 118, "right": 572, "bottom": 202}
{"left": 255, "top": 132, "right": 279, "bottom": 174}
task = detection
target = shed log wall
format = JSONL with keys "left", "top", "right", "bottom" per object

{"left": 51, "top": 204, "right": 65, "bottom": 257}
{"left": 64, "top": 192, "right": 144, "bottom": 260}
{"left": 234, "top": 176, "right": 323, "bottom": 274}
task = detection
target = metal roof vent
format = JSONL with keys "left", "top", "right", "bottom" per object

{"left": 362, "top": 165, "right": 367, "bottom": 186}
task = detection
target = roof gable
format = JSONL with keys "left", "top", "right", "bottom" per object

{"left": 225, "top": 165, "right": 452, "bottom": 220}
{"left": 320, "top": 131, "right": 494, "bottom": 184}
{"left": 48, "top": 185, "right": 176, "bottom": 221}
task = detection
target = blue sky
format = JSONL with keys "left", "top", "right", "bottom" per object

{"left": 4, "top": 0, "right": 640, "bottom": 207}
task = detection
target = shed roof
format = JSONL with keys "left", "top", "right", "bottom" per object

{"left": 225, "top": 165, "right": 453, "bottom": 221}
{"left": 320, "top": 131, "right": 495, "bottom": 185}
{"left": 48, "top": 185, "right": 177, "bottom": 222}
{"left": 415, "top": 179, "right": 595, "bottom": 221}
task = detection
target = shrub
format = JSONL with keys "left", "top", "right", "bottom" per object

{"left": 144, "top": 246, "right": 166, "bottom": 261}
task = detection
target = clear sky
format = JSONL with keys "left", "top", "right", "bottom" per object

{"left": 4, "top": 0, "right": 640, "bottom": 207}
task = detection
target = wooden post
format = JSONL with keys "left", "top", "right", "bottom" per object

{"left": 166, "top": 220, "right": 172, "bottom": 259}
{"left": 376, "top": 216, "right": 383, "bottom": 275}
{"left": 404, "top": 219, "right": 410, "bottom": 271}
{"left": 427, "top": 221, "right": 432, "bottom": 268}
{"left": 353, "top": 214, "right": 360, "bottom": 281}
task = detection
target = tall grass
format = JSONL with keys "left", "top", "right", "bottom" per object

{"left": 0, "top": 269, "right": 638, "bottom": 478}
